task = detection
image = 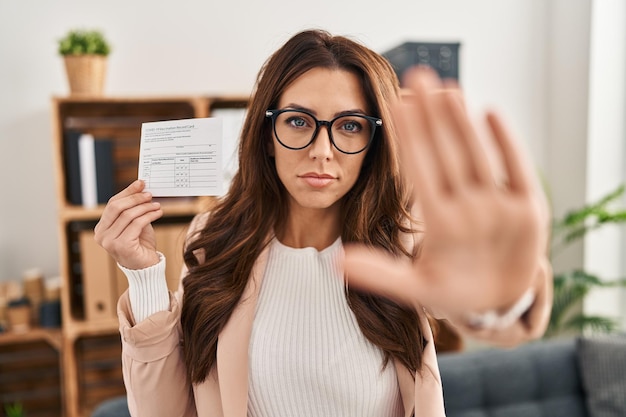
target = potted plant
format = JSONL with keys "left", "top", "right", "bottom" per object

{"left": 545, "top": 183, "right": 626, "bottom": 338}
{"left": 4, "top": 402, "right": 25, "bottom": 417}
{"left": 58, "top": 29, "right": 111, "bottom": 96}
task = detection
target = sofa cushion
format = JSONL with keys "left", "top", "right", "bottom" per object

{"left": 91, "top": 396, "right": 130, "bottom": 417}
{"left": 438, "top": 338, "right": 588, "bottom": 417}
{"left": 577, "top": 335, "right": 626, "bottom": 417}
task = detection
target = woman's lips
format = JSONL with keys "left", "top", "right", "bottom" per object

{"left": 300, "top": 173, "right": 336, "bottom": 188}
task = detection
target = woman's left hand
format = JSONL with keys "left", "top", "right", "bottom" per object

{"left": 343, "top": 67, "right": 550, "bottom": 317}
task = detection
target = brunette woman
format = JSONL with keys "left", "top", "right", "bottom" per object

{"left": 95, "top": 29, "right": 551, "bottom": 417}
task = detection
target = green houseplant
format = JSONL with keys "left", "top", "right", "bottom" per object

{"left": 4, "top": 402, "right": 25, "bottom": 417}
{"left": 546, "top": 183, "right": 626, "bottom": 338}
{"left": 58, "top": 29, "right": 111, "bottom": 96}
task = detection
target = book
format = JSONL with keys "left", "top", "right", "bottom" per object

{"left": 94, "top": 138, "right": 115, "bottom": 204}
{"left": 78, "top": 229, "right": 117, "bottom": 320}
{"left": 64, "top": 130, "right": 83, "bottom": 205}
{"left": 74, "top": 133, "right": 116, "bottom": 207}
{"left": 78, "top": 133, "right": 97, "bottom": 208}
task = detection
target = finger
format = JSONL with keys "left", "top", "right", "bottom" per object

{"left": 393, "top": 92, "right": 441, "bottom": 203}
{"left": 404, "top": 67, "right": 466, "bottom": 192}
{"left": 94, "top": 180, "right": 147, "bottom": 234}
{"left": 99, "top": 209, "right": 162, "bottom": 264}
{"left": 485, "top": 111, "right": 534, "bottom": 194}
{"left": 343, "top": 244, "right": 423, "bottom": 307}
{"left": 441, "top": 89, "right": 494, "bottom": 186}
{"left": 96, "top": 191, "right": 155, "bottom": 234}
{"left": 98, "top": 201, "right": 162, "bottom": 244}
{"left": 115, "top": 209, "right": 163, "bottom": 245}
{"left": 109, "top": 179, "right": 145, "bottom": 202}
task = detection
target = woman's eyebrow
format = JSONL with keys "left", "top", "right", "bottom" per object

{"left": 282, "top": 103, "right": 315, "bottom": 113}
{"left": 334, "top": 109, "right": 368, "bottom": 117}
{"left": 282, "top": 103, "right": 368, "bottom": 117}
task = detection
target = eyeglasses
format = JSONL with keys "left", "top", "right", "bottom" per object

{"left": 265, "top": 109, "right": 382, "bottom": 155}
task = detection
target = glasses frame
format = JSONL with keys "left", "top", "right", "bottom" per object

{"left": 265, "top": 108, "right": 383, "bottom": 155}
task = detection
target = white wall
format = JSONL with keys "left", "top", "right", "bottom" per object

{"left": 584, "top": 0, "right": 626, "bottom": 328}
{"left": 0, "top": 0, "right": 550, "bottom": 282}
{"left": 545, "top": 0, "right": 591, "bottom": 279}
{"left": 6, "top": 0, "right": 625, "bottom": 330}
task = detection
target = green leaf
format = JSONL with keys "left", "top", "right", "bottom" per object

{"left": 4, "top": 402, "right": 24, "bottom": 417}
{"left": 563, "top": 315, "right": 620, "bottom": 334}
{"left": 551, "top": 185, "right": 626, "bottom": 256}
{"left": 550, "top": 275, "right": 590, "bottom": 328}
{"left": 559, "top": 184, "right": 625, "bottom": 227}
{"left": 58, "top": 29, "right": 111, "bottom": 56}
{"left": 546, "top": 269, "right": 626, "bottom": 338}
{"left": 547, "top": 183, "right": 626, "bottom": 338}
{"left": 552, "top": 184, "right": 625, "bottom": 239}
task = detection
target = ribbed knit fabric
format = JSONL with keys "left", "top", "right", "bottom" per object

{"left": 117, "top": 252, "right": 170, "bottom": 323}
{"left": 248, "top": 238, "right": 403, "bottom": 417}
{"left": 120, "top": 241, "right": 403, "bottom": 416}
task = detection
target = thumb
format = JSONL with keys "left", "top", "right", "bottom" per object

{"left": 342, "top": 244, "right": 423, "bottom": 307}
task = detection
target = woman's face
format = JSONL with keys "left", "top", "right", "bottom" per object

{"left": 270, "top": 67, "right": 371, "bottom": 214}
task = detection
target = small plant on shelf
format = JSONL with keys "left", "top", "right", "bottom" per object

{"left": 58, "top": 29, "right": 111, "bottom": 56}
{"left": 4, "top": 402, "right": 25, "bottom": 417}
{"left": 57, "top": 29, "right": 111, "bottom": 96}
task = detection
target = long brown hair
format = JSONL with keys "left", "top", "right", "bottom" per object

{"left": 182, "top": 29, "right": 425, "bottom": 384}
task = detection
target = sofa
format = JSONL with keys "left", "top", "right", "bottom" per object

{"left": 92, "top": 336, "right": 626, "bottom": 417}
{"left": 438, "top": 335, "right": 626, "bottom": 417}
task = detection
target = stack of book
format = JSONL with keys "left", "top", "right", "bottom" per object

{"left": 64, "top": 130, "right": 115, "bottom": 207}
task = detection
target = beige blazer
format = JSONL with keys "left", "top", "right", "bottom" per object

{"left": 117, "top": 242, "right": 446, "bottom": 417}
{"left": 117, "top": 213, "right": 552, "bottom": 417}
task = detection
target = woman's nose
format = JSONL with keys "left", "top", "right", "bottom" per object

{"left": 308, "top": 125, "right": 334, "bottom": 160}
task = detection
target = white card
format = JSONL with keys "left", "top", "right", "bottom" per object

{"left": 138, "top": 117, "right": 223, "bottom": 197}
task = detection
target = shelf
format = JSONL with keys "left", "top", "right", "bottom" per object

{"left": 59, "top": 196, "right": 216, "bottom": 222}
{"left": 0, "top": 334, "right": 63, "bottom": 416}
{"left": 47, "top": 94, "right": 248, "bottom": 417}
{"left": 64, "top": 115, "right": 158, "bottom": 130}
{"left": 64, "top": 318, "right": 119, "bottom": 340}
{"left": 52, "top": 94, "right": 250, "bottom": 105}
{"left": 0, "top": 327, "right": 63, "bottom": 350}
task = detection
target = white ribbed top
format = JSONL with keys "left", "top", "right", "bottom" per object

{"left": 121, "top": 240, "right": 403, "bottom": 416}
{"left": 248, "top": 238, "right": 402, "bottom": 417}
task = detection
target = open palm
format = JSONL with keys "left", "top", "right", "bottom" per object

{"left": 344, "top": 67, "right": 548, "bottom": 316}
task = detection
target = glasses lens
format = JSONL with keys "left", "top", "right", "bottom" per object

{"left": 331, "top": 115, "right": 373, "bottom": 153}
{"left": 272, "top": 110, "right": 375, "bottom": 153}
{"left": 274, "top": 111, "right": 317, "bottom": 149}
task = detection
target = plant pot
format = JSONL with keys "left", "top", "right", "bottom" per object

{"left": 63, "top": 54, "right": 107, "bottom": 96}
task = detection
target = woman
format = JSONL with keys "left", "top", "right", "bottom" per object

{"left": 94, "top": 29, "right": 552, "bottom": 417}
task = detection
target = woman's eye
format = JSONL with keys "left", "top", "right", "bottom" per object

{"left": 340, "top": 120, "right": 362, "bottom": 133}
{"left": 286, "top": 116, "right": 309, "bottom": 128}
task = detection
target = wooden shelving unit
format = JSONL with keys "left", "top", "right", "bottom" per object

{"left": 1, "top": 95, "right": 248, "bottom": 417}
{"left": 0, "top": 329, "right": 63, "bottom": 417}
{"left": 0, "top": 328, "right": 63, "bottom": 350}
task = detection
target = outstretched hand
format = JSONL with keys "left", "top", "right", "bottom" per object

{"left": 344, "top": 67, "right": 549, "bottom": 316}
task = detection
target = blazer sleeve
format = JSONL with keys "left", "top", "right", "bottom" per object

{"left": 117, "top": 291, "right": 197, "bottom": 417}
{"left": 116, "top": 212, "right": 211, "bottom": 417}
